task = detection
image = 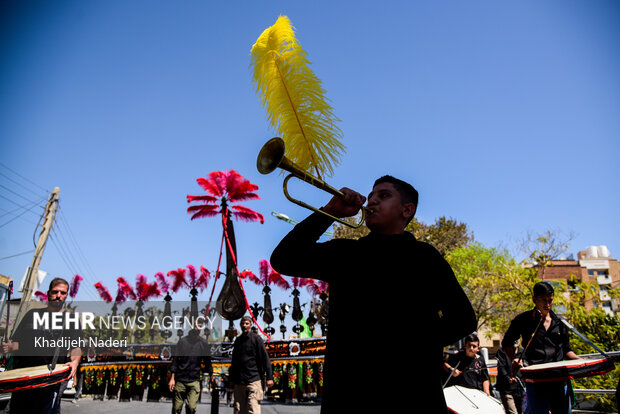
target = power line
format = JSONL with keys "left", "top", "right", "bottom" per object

{"left": 0, "top": 198, "right": 46, "bottom": 228}
{"left": 48, "top": 205, "right": 99, "bottom": 301}
{"left": 1, "top": 164, "right": 106, "bottom": 301}
{"left": 49, "top": 226, "right": 98, "bottom": 301}
{"left": 0, "top": 170, "right": 45, "bottom": 199}
{"left": 0, "top": 162, "right": 49, "bottom": 193}
{"left": 55, "top": 206, "right": 100, "bottom": 299}
{"left": 0, "top": 249, "right": 35, "bottom": 261}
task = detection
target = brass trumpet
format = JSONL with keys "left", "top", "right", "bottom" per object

{"left": 256, "top": 137, "right": 367, "bottom": 228}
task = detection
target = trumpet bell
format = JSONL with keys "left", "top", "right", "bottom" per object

{"left": 257, "top": 137, "right": 286, "bottom": 175}
{"left": 256, "top": 137, "right": 366, "bottom": 229}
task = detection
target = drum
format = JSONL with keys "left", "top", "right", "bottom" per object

{"left": 520, "top": 356, "right": 614, "bottom": 383}
{"left": 0, "top": 364, "right": 71, "bottom": 393}
{"left": 444, "top": 385, "right": 505, "bottom": 414}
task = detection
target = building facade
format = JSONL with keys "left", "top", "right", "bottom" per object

{"left": 541, "top": 245, "right": 619, "bottom": 317}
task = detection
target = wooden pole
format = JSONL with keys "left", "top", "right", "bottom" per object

{"left": 12, "top": 187, "right": 60, "bottom": 334}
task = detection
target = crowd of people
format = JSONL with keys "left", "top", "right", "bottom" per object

{"left": 443, "top": 281, "right": 582, "bottom": 414}
{"left": 1, "top": 175, "right": 615, "bottom": 414}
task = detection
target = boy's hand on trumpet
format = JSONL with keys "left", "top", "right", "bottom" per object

{"left": 322, "top": 187, "right": 366, "bottom": 218}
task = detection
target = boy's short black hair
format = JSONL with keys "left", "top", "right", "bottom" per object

{"left": 533, "top": 281, "right": 554, "bottom": 297}
{"left": 464, "top": 333, "right": 479, "bottom": 344}
{"left": 373, "top": 175, "right": 419, "bottom": 223}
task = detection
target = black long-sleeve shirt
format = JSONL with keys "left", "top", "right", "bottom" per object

{"left": 502, "top": 309, "right": 572, "bottom": 366}
{"left": 229, "top": 332, "right": 273, "bottom": 384}
{"left": 270, "top": 212, "right": 477, "bottom": 413}
{"left": 495, "top": 347, "right": 523, "bottom": 395}
{"left": 170, "top": 332, "right": 212, "bottom": 383}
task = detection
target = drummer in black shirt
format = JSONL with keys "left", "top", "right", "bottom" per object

{"left": 2, "top": 277, "right": 82, "bottom": 414}
{"left": 444, "top": 333, "right": 491, "bottom": 395}
{"left": 502, "top": 281, "right": 580, "bottom": 414}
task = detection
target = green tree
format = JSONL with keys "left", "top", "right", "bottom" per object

{"left": 446, "top": 242, "right": 538, "bottom": 335}
{"left": 560, "top": 277, "right": 620, "bottom": 412}
{"left": 516, "top": 229, "right": 575, "bottom": 280}
{"left": 333, "top": 215, "right": 472, "bottom": 256}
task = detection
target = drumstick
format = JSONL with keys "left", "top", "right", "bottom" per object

{"left": 442, "top": 360, "right": 460, "bottom": 389}
{"left": 513, "top": 309, "right": 544, "bottom": 378}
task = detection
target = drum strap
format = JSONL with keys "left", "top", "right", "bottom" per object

{"left": 48, "top": 340, "right": 61, "bottom": 372}
{"left": 558, "top": 316, "right": 609, "bottom": 358}
{"left": 48, "top": 307, "right": 67, "bottom": 372}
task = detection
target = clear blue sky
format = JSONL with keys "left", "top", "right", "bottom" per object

{"left": 1, "top": 1, "right": 619, "bottom": 319}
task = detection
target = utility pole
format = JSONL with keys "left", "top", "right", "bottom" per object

{"left": 12, "top": 187, "right": 60, "bottom": 333}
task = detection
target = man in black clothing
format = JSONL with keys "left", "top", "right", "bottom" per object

{"left": 169, "top": 323, "right": 213, "bottom": 414}
{"left": 229, "top": 316, "right": 273, "bottom": 414}
{"left": 496, "top": 341, "right": 524, "bottom": 414}
{"left": 444, "top": 333, "right": 490, "bottom": 395}
{"left": 502, "top": 281, "right": 580, "bottom": 414}
{"left": 270, "top": 175, "right": 477, "bottom": 413}
{"left": 2, "top": 277, "right": 82, "bottom": 414}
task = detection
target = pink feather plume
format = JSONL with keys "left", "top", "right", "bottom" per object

{"left": 259, "top": 260, "right": 270, "bottom": 285}
{"left": 69, "top": 274, "right": 83, "bottom": 298}
{"left": 291, "top": 277, "right": 319, "bottom": 295}
{"left": 187, "top": 265, "right": 198, "bottom": 287}
{"left": 154, "top": 272, "right": 169, "bottom": 293}
{"left": 34, "top": 290, "right": 48, "bottom": 302}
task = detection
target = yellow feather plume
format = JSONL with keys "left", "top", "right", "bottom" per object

{"left": 250, "top": 16, "right": 344, "bottom": 179}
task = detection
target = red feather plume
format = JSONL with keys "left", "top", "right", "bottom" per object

{"left": 269, "top": 269, "right": 290, "bottom": 290}
{"left": 136, "top": 274, "right": 148, "bottom": 298}
{"left": 94, "top": 282, "right": 113, "bottom": 303}
{"left": 318, "top": 280, "right": 329, "bottom": 294}
{"left": 187, "top": 204, "right": 219, "bottom": 221}
{"left": 117, "top": 277, "right": 137, "bottom": 301}
{"left": 168, "top": 268, "right": 188, "bottom": 292}
{"left": 142, "top": 282, "right": 161, "bottom": 300}
{"left": 240, "top": 269, "right": 262, "bottom": 286}
{"left": 232, "top": 205, "right": 265, "bottom": 224}
{"left": 198, "top": 266, "right": 210, "bottom": 291}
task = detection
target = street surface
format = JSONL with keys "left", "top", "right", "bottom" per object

{"left": 61, "top": 395, "right": 321, "bottom": 414}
